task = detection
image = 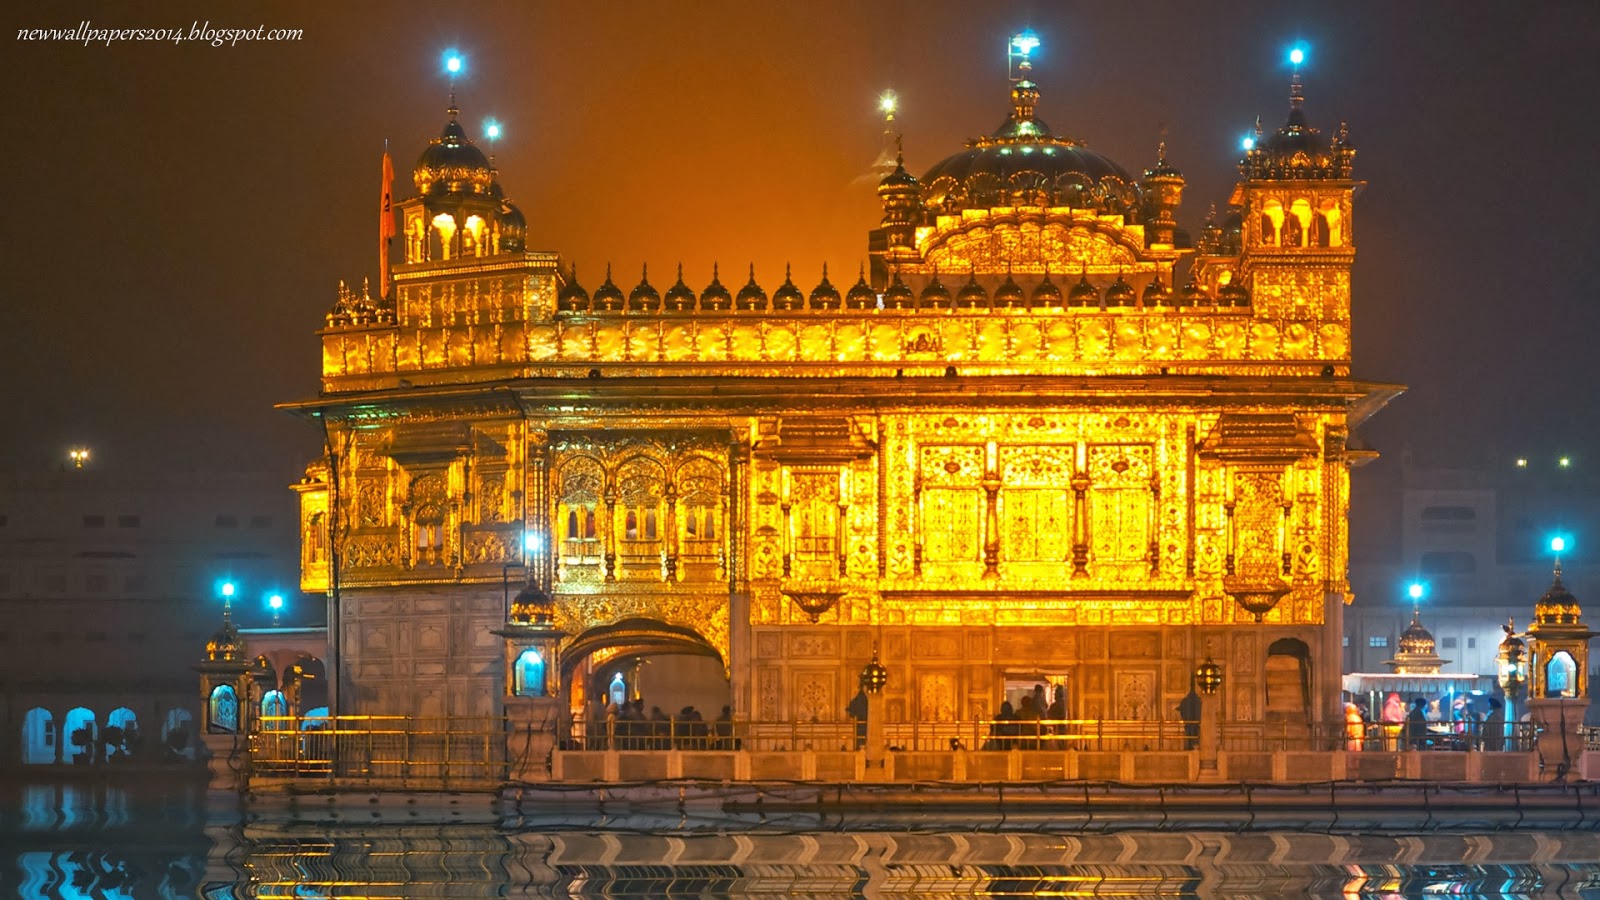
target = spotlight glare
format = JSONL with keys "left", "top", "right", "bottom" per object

{"left": 1288, "top": 46, "right": 1306, "bottom": 66}
{"left": 1407, "top": 583, "right": 1424, "bottom": 601}
{"left": 1011, "top": 31, "right": 1040, "bottom": 57}
{"left": 443, "top": 51, "right": 464, "bottom": 76}
{"left": 1241, "top": 136, "right": 1256, "bottom": 151}
{"left": 484, "top": 119, "right": 501, "bottom": 141}
{"left": 1551, "top": 536, "right": 1567, "bottom": 554}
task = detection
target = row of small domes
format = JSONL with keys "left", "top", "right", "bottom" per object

{"left": 558, "top": 265, "right": 1250, "bottom": 313}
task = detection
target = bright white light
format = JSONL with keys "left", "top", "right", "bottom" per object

{"left": 1516, "top": 458, "right": 1528, "bottom": 468}
{"left": 1288, "top": 46, "right": 1306, "bottom": 66}
{"left": 879, "top": 90, "right": 897, "bottom": 115}
{"left": 221, "top": 582, "right": 236, "bottom": 598}
{"left": 443, "top": 51, "right": 464, "bottom": 75}
{"left": 1241, "top": 136, "right": 1256, "bottom": 151}
{"left": 1011, "top": 32, "right": 1040, "bottom": 57}
{"left": 484, "top": 119, "right": 501, "bottom": 141}
{"left": 524, "top": 532, "right": 542, "bottom": 553}
{"left": 1559, "top": 456, "right": 1572, "bottom": 468}
{"left": 1551, "top": 536, "right": 1567, "bottom": 554}
{"left": 268, "top": 594, "right": 284, "bottom": 610}
{"left": 1408, "top": 583, "right": 1424, "bottom": 601}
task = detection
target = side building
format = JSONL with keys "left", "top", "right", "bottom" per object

{"left": 0, "top": 468, "right": 317, "bottom": 767}
{"left": 285, "top": 52, "right": 1397, "bottom": 743}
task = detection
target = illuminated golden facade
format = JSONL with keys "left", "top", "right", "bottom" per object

{"left": 286, "top": 58, "right": 1397, "bottom": 732}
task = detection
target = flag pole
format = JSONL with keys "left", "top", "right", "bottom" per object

{"left": 379, "top": 139, "right": 395, "bottom": 302}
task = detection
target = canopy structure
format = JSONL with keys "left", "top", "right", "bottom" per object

{"left": 1342, "top": 672, "right": 1493, "bottom": 696}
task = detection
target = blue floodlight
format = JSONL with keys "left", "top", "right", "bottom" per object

{"left": 1241, "top": 135, "right": 1256, "bottom": 152}
{"left": 1288, "top": 45, "right": 1307, "bottom": 66}
{"left": 483, "top": 119, "right": 501, "bottom": 141}
{"left": 1407, "top": 583, "right": 1424, "bottom": 601}
{"left": 268, "top": 593, "right": 284, "bottom": 611}
{"left": 220, "top": 581, "right": 236, "bottom": 598}
{"left": 443, "top": 51, "right": 464, "bottom": 76}
{"left": 1011, "top": 31, "right": 1040, "bottom": 57}
{"left": 524, "top": 532, "right": 541, "bottom": 553}
{"left": 1551, "top": 536, "right": 1567, "bottom": 554}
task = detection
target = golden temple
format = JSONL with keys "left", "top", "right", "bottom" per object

{"left": 283, "top": 45, "right": 1399, "bottom": 741}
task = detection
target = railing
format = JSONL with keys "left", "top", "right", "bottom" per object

{"left": 252, "top": 716, "right": 507, "bottom": 783}
{"left": 561, "top": 717, "right": 1545, "bottom": 755}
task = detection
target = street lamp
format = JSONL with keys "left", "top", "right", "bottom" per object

{"left": 1194, "top": 658, "right": 1223, "bottom": 696}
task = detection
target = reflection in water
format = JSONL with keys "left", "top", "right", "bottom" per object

{"left": 5, "top": 778, "right": 1600, "bottom": 898}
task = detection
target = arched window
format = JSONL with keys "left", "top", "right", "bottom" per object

{"left": 22, "top": 708, "right": 55, "bottom": 765}
{"left": 162, "top": 708, "right": 194, "bottom": 759}
{"left": 63, "top": 708, "right": 97, "bottom": 764}
{"left": 301, "top": 706, "right": 331, "bottom": 731}
{"left": 208, "top": 684, "right": 239, "bottom": 734}
{"left": 261, "top": 690, "right": 289, "bottom": 719}
{"left": 1260, "top": 199, "right": 1285, "bottom": 246}
{"left": 1288, "top": 198, "right": 1313, "bottom": 247}
{"left": 1547, "top": 651, "right": 1577, "bottom": 698}
{"left": 625, "top": 510, "right": 639, "bottom": 540}
{"left": 1265, "top": 638, "right": 1312, "bottom": 717}
{"left": 515, "top": 648, "right": 547, "bottom": 697}
{"left": 608, "top": 671, "right": 628, "bottom": 708}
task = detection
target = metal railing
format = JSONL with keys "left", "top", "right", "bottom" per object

{"left": 251, "top": 716, "right": 507, "bottom": 782}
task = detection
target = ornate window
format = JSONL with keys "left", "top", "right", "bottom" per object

{"left": 918, "top": 446, "right": 985, "bottom": 565}
{"left": 515, "top": 648, "right": 547, "bottom": 697}
{"left": 999, "top": 446, "right": 1074, "bottom": 573}
{"left": 208, "top": 685, "right": 238, "bottom": 734}
{"left": 555, "top": 456, "right": 604, "bottom": 564}
{"left": 1087, "top": 445, "right": 1156, "bottom": 575}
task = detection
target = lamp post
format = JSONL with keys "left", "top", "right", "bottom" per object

{"left": 1194, "top": 656, "right": 1223, "bottom": 778}
{"left": 859, "top": 647, "right": 889, "bottom": 777}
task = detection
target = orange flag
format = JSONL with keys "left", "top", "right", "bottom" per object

{"left": 379, "top": 150, "right": 395, "bottom": 300}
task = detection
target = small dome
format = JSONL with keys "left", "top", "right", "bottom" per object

{"left": 499, "top": 200, "right": 526, "bottom": 253}
{"left": 879, "top": 152, "right": 919, "bottom": 190}
{"left": 1398, "top": 611, "right": 1436, "bottom": 657}
{"left": 884, "top": 272, "right": 915, "bottom": 309}
{"left": 1179, "top": 275, "right": 1211, "bottom": 307}
{"left": 993, "top": 272, "right": 1025, "bottom": 308}
{"left": 956, "top": 271, "right": 989, "bottom": 308}
{"left": 1067, "top": 272, "right": 1099, "bottom": 308}
{"left": 700, "top": 264, "right": 733, "bottom": 310}
{"left": 920, "top": 272, "right": 952, "bottom": 308}
{"left": 1217, "top": 281, "right": 1251, "bottom": 308}
{"left": 1105, "top": 274, "right": 1137, "bottom": 307}
{"left": 1534, "top": 570, "right": 1584, "bottom": 627}
{"left": 735, "top": 265, "right": 767, "bottom": 311}
{"left": 414, "top": 106, "right": 495, "bottom": 197}
{"left": 205, "top": 620, "right": 247, "bottom": 663}
{"left": 592, "top": 265, "right": 625, "bottom": 312}
{"left": 558, "top": 265, "right": 589, "bottom": 312}
{"left": 772, "top": 265, "right": 804, "bottom": 311}
{"left": 664, "top": 265, "right": 696, "bottom": 312}
{"left": 1144, "top": 276, "right": 1172, "bottom": 308}
{"left": 509, "top": 583, "right": 555, "bottom": 626}
{"left": 845, "top": 268, "right": 876, "bottom": 309}
{"left": 627, "top": 265, "right": 660, "bottom": 312}
{"left": 809, "top": 265, "right": 841, "bottom": 310}
{"left": 1032, "top": 271, "right": 1063, "bottom": 308}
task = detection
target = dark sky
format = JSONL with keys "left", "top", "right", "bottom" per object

{"left": 4, "top": 1, "right": 1598, "bottom": 508}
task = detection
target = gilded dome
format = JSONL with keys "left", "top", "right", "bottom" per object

{"left": 1031, "top": 271, "right": 1062, "bottom": 307}
{"left": 627, "top": 266, "right": 660, "bottom": 312}
{"left": 920, "top": 272, "right": 952, "bottom": 308}
{"left": 772, "top": 265, "right": 804, "bottom": 311}
{"left": 558, "top": 265, "right": 589, "bottom": 312}
{"left": 1217, "top": 281, "right": 1251, "bottom": 307}
{"left": 664, "top": 265, "right": 696, "bottom": 311}
{"left": 700, "top": 264, "right": 732, "bottom": 310}
{"left": 1105, "top": 274, "right": 1137, "bottom": 308}
{"left": 845, "top": 269, "right": 877, "bottom": 309}
{"left": 1067, "top": 272, "right": 1099, "bottom": 308}
{"left": 1534, "top": 570, "right": 1583, "bottom": 627}
{"left": 735, "top": 266, "right": 767, "bottom": 310}
{"left": 1180, "top": 275, "right": 1211, "bottom": 307}
{"left": 1397, "top": 611, "right": 1436, "bottom": 657}
{"left": 884, "top": 272, "right": 915, "bottom": 309}
{"left": 414, "top": 106, "right": 495, "bottom": 197}
{"left": 1143, "top": 276, "right": 1171, "bottom": 308}
{"left": 918, "top": 64, "right": 1139, "bottom": 217}
{"left": 809, "top": 266, "right": 841, "bottom": 310}
{"left": 499, "top": 199, "right": 526, "bottom": 253}
{"left": 956, "top": 272, "right": 988, "bottom": 308}
{"left": 993, "top": 272, "right": 1025, "bottom": 308}
{"left": 205, "top": 620, "right": 247, "bottom": 663}
{"left": 592, "top": 265, "right": 625, "bottom": 312}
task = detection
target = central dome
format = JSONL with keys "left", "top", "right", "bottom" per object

{"left": 414, "top": 104, "right": 495, "bottom": 197}
{"left": 918, "top": 66, "right": 1139, "bottom": 217}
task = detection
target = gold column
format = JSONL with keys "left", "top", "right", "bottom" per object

{"left": 602, "top": 478, "right": 617, "bottom": 583}
{"left": 982, "top": 441, "right": 1000, "bottom": 580}
{"left": 664, "top": 483, "right": 679, "bottom": 581}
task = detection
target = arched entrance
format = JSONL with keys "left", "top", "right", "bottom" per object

{"left": 561, "top": 618, "right": 730, "bottom": 742}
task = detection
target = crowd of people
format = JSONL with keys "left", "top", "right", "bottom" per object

{"left": 981, "top": 684, "right": 1069, "bottom": 750}
{"left": 580, "top": 698, "right": 737, "bottom": 750}
{"left": 1343, "top": 692, "right": 1512, "bottom": 751}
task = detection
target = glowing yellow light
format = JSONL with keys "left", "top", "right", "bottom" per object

{"left": 879, "top": 90, "right": 897, "bottom": 115}
{"left": 1559, "top": 456, "right": 1571, "bottom": 468}
{"left": 67, "top": 447, "right": 90, "bottom": 468}
{"left": 1516, "top": 458, "right": 1528, "bottom": 468}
